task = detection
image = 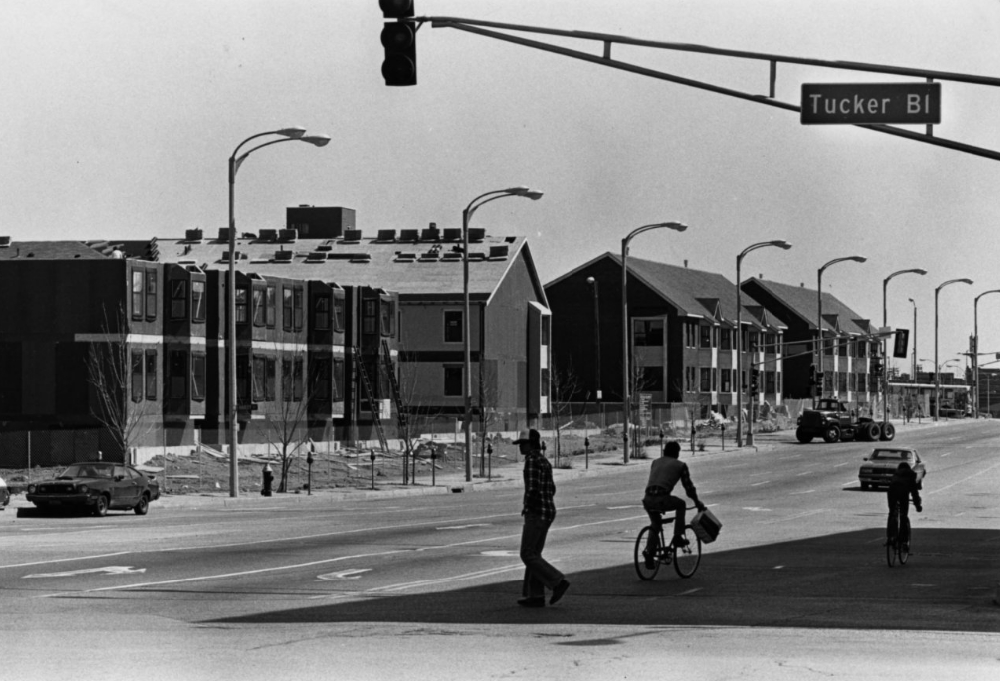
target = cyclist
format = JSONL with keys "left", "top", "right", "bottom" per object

{"left": 886, "top": 461, "right": 922, "bottom": 549}
{"left": 642, "top": 440, "right": 706, "bottom": 568}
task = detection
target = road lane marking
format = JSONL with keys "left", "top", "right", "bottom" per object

{"left": 834, "top": 461, "right": 852, "bottom": 467}
{"left": 436, "top": 524, "right": 492, "bottom": 530}
{"left": 676, "top": 588, "right": 702, "bottom": 596}
{"left": 481, "top": 550, "right": 519, "bottom": 557}
{"left": 789, "top": 490, "right": 815, "bottom": 495}
{"left": 773, "top": 566, "right": 785, "bottom": 570}
{"left": 925, "top": 460, "right": 1000, "bottom": 496}
{"left": 24, "top": 566, "right": 146, "bottom": 579}
{"left": 607, "top": 505, "right": 642, "bottom": 510}
{"left": 367, "top": 564, "right": 523, "bottom": 593}
{"left": 742, "top": 507, "right": 771, "bottom": 512}
{"left": 751, "top": 481, "right": 771, "bottom": 487}
{"left": 317, "top": 569, "right": 371, "bottom": 581}
{"left": 1, "top": 552, "right": 131, "bottom": 571}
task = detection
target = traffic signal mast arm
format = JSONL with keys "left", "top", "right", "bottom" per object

{"left": 417, "top": 15, "right": 1000, "bottom": 163}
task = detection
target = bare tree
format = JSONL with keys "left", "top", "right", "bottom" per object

{"left": 477, "top": 359, "right": 505, "bottom": 477}
{"left": 549, "top": 364, "right": 583, "bottom": 467}
{"left": 85, "top": 305, "right": 155, "bottom": 462}
{"left": 265, "top": 346, "right": 312, "bottom": 493}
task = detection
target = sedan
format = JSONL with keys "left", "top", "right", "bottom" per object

{"left": 0, "top": 476, "right": 9, "bottom": 510}
{"left": 859, "top": 447, "right": 926, "bottom": 490}
{"left": 24, "top": 462, "right": 160, "bottom": 516}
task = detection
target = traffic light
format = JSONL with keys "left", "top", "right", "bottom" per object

{"left": 381, "top": 1, "right": 417, "bottom": 86}
{"left": 750, "top": 369, "right": 760, "bottom": 396}
{"left": 871, "top": 359, "right": 883, "bottom": 378}
{"left": 808, "top": 364, "right": 817, "bottom": 386}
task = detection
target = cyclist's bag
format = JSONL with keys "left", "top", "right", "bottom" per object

{"left": 691, "top": 508, "right": 722, "bottom": 544}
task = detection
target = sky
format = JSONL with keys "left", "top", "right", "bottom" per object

{"left": 2, "top": 0, "right": 999, "bottom": 375}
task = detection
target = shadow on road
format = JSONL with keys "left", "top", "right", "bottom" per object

{"left": 206, "top": 528, "right": 1000, "bottom": 632}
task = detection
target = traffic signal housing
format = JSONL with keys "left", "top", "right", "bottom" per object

{"left": 750, "top": 369, "right": 760, "bottom": 396}
{"left": 381, "top": 1, "right": 416, "bottom": 86}
{"left": 871, "top": 359, "right": 884, "bottom": 378}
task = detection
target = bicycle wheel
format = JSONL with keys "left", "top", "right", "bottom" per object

{"left": 672, "top": 526, "right": 702, "bottom": 578}
{"left": 886, "top": 536, "right": 897, "bottom": 567}
{"left": 898, "top": 518, "right": 910, "bottom": 565}
{"left": 634, "top": 526, "right": 661, "bottom": 580}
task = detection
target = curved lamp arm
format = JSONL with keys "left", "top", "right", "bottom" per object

{"left": 233, "top": 134, "right": 331, "bottom": 176}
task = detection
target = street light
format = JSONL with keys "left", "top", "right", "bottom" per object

{"left": 462, "top": 186, "right": 543, "bottom": 482}
{"left": 736, "top": 240, "right": 792, "bottom": 447}
{"left": 585, "top": 277, "right": 601, "bottom": 404}
{"left": 934, "top": 278, "right": 973, "bottom": 421}
{"left": 908, "top": 298, "right": 917, "bottom": 384}
{"left": 882, "top": 269, "right": 927, "bottom": 429}
{"left": 227, "top": 127, "right": 330, "bottom": 497}
{"left": 973, "top": 289, "right": 1000, "bottom": 419}
{"left": 815, "top": 256, "right": 867, "bottom": 404}
{"left": 621, "top": 221, "right": 688, "bottom": 463}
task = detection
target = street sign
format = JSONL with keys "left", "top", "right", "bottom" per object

{"left": 801, "top": 82, "right": 941, "bottom": 125}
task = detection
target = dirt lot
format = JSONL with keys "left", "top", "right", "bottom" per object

{"left": 1, "top": 419, "right": 778, "bottom": 496}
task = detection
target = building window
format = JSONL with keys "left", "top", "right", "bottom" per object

{"left": 313, "top": 358, "right": 331, "bottom": 401}
{"left": 838, "top": 371, "right": 848, "bottom": 393}
{"left": 145, "top": 270, "right": 157, "bottom": 321}
{"left": 282, "top": 359, "right": 293, "bottom": 402}
{"left": 721, "top": 368, "right": 731, "bottom": 393}
{"left": 684, "top": 323, "right": 697, "bottom": 348}
{"left": 700, "top": 325, "right": 712, "bottom": 349}
{"left": 131, "top": 351, "right": 143, "bottom": 403}
{"left": 283, "top": 288, "right": 293, "bottom": 331}
{"left": 293, "top": 358, "right": 304, "bottom": 401}
{"left": 315, "top": 294, "right": 331, "bottom": 331}
{"left": 541, "top": 368, "right": 550, "bottom": 397}
{"left": 236, "top": 355, "right": 250, "bottom": 406}
{"left": 634, "top": 320, "right": 664, "bottom": 347}
{"left": 748, "top": 331, "right": 759, "bottom": 352}
{"left": 685, "top": 366, "right": 695, "bottom": 392}
{"left": 720, "top": 328, "right": 732, "bottom": 351}
{"left": 191, "top": 353, "right": 206, "bottom": 401}
{"left": 858, "top": 373, "right": 868, "bottom": 393}
{"left": 169, "top": 350, "right": 187, "bottom": 399}
{"left": 639, "top": 366, "right": 663, "bottom": 392}
{"left": 856, "top": 340, "right": 867, "bottom": 358}
{"left": 191, "top": 280, "right": 206, "bottom": 323}
{"left": 235, "top": 287, "right": 248, "bottom": 325}
{"left": 766, "top": 370, "right": 776, "bottom": 394}
{"left": 444, "top": 310, "right": 463, "bottom": 343}
{"left": 444, "top": 365, "right": 463, "bottom": 397}
{"left": 700, "top": 367, "right": 712, "bottom": 393}
{"left": 363, "top": 300, "right": 376, "bottom": 335}
{"left": 333, "top": 293, "right": 345, "bottom": 332}
{"left": 131, "top": 270, "right": 144, "bottom": 320}
{"left": 541, "top": 316, "right": 550, "bottom": 346}
{"left": 293, "top": 287, "right": 304, "bottom": 331}
{"left": 145, "top": 350, "right": 157, "bottom": 401}
{"left": 252, "top": 355, "right": 267, "bottom": 402}
{"left": 266, "top": 356, "right": 276, "bottom": 401}
{"left": 266, "top": 284, "right": 276, "bottom": 328}
{"left": 380, "top": 299, "right": 394, "bottom": 337}
{"left": 823, "top": 371, "right": 833, "bottom": 393}
{"left": 333, "top": 358, "right": 344, "bottom": 401}
{"left": 170, "top": 280, "right": 188, "bottom": 320}
{"left": 838, "top": 339, "right": 848, "bottom": 357}
{"left": 252, "top": 287, "right": 267, "bottom": 327}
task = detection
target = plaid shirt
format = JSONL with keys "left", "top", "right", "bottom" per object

{"left": 522, "top": 449, "right": 556, "bottom": 523}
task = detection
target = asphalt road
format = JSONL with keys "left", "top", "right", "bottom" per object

{"left": 2, "top": 420, "right": 997, "bottom": 681}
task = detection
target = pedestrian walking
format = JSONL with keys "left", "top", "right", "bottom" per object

{"left": 515, "top": 428, "right": 570, "bottom": 608}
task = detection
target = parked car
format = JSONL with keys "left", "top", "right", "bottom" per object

{"left": 858, "top": 447, "right": 926, "bottom": 490}
{"left": 0, "top": 475, "right": 9, "bottom": 509}
{"left": 24, "top": 462, "right": 160, "bottom": 516}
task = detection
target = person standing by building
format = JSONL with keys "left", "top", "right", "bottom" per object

{"left": 515, "top": 428, "right": 570, "bottom": 608}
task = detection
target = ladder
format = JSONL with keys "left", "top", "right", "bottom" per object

{"left": 381, "top": 339, "right": 410, "bottom": 483}
{"left": 353, "top": 345, "right": 388, "bottom": 453}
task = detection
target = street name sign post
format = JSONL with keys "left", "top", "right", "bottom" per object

{"left": 801, "top": 82, "right": 941, "bottom": 125}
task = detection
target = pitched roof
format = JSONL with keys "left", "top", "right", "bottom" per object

{"left": 146, "top": 233, "right": 542, "bottom": 303}
{"left": 0, "top": 241, "right": 109, "bottom": 260}
{"left": 618, "top": 254, "right": 785, "bottom": 330}
{"left": 747, "top": 277, "right": 871, "bottom": 336}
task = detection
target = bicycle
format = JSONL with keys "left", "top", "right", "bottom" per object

{"left": 633, "top": 506, "right": 702, "bottom": 580}
{"left": 885, "top": 502, "right": 913, "bottom": 567}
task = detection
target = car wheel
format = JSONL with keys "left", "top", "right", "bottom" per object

{"left": 880, "top": 423, "right": 896, "bottom": 441}
{"left": 795, "top": 428, "right": 813, "bottom": 444}
{"left": 860, "top": 482, "right": 869, "bottom": 490}
{"left": 134, "top": 494, "right": 150, "bottom": 516}
{"left": 822, "top": 425, "right": 841, "bottom": 443}
{"left": 862, "top": 422, "right": 880, "bottom": 442}
{"left": 93, "top": 494, "right": 109, "bottom": 517}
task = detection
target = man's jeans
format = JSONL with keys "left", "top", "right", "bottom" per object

{"left": 520, "top": 513, "right": 564, "bottom": 599}
{"left": 642, "top": 493, "right": 687, "bottom": 554}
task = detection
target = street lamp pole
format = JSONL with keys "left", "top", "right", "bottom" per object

{"left": 736, "top": 240, "right": 792, "bottom": 448}
{"left": 882, "top": 269, "right": 927, "bottom": 430}
{"left": 621, "top": 221, "right": 688, "bottom": 464}
{"left": 908, "top": 298, "right": 917, "bottom": 384}
{"left": 973, "top": 289, "right": 1000, "bottom": 419}
{"left": 586, "top": 277, "right": 601, "bottom": 403}
{"left": 462, "top": 187, "right": 543, "bottom": 482}
{"left": 227, "top": 127, "right": 329, "bottom": 497}
{"left": 934, "top": 278, "right": 973, "bottom": 421}
{"left": 815, "top": 256, "right": 867, "bottom": 404}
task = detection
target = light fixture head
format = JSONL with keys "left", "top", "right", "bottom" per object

{"left": 771, "top": 240, "right": 792, "bottom": 249}
{"left": 276, "top": 127, "right": 307, "bottom": 138}
{"left": 586, "top": 276, "right": 595, "bottom": 285}
{"left": 301, "top": 135, "right": 331, "bottom": 147}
